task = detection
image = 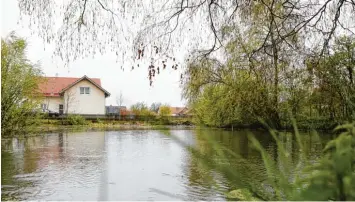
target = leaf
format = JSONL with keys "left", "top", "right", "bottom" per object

{"left": 226, "top": 189, "right": 260, "bottom": 201}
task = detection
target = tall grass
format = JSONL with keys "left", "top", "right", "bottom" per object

{"left": 163, "top": 121, "right": 355, "bottom": 200}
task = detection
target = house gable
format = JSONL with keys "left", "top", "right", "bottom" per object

{"left": 59, "top": 75, "right": 110, "bottom": 97}
{"left": 169, "top": 107, "right": 187, "bottom": 115}
{"left": 39, "top": 76, "right": 104, "bottom": 97}
{"left": 63, "top": 79, "right": 106, "bottom": 114}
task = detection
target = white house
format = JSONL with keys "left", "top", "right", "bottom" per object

{"left": 39, "top": 75, "right": 110, "bottom": 115}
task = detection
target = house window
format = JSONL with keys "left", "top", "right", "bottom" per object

{"left": 85, "top": 87, "right": 90, "bottom": 94}
{"left": 80, "top": 87, "right": 90, "bottom": 94}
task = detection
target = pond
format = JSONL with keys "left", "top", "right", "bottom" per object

{"left": 1, "top": 129, "right": 332, "bottom": 201}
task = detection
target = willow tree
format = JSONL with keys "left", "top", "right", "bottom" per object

{"left": 307, "top": 36, "right": 355, "bottom": 121}
{"left": 17, "top": 0, "right": 355, "bottom": 77}
{"left": 16, "top": 0, "right": 355, "bottom": 126}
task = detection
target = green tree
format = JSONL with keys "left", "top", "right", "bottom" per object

{"left": 307, "top": 36, "right": 355, "bottom": 121}
{"left": 159, "top": 105, "right": 171, "bottom": 117}
{"left": 130, "top": 102, "right": 156, "bottom": 120}
{"left": 130, "top": 102, "right": 149, "bottom": 115}
{"left": 183, "top": 57, "right": 279, "bottom": 128}
{"left": 158, "top": 105, "right": 172, "bottom": 124}
{"left": 183, "top": 34, "right": 355, "bottom": 129}
{"left": 1, "top": 33, "right": 44, "bottom": 136}
{"left": 150, "top": 102, "right": 162, "bottom": 113}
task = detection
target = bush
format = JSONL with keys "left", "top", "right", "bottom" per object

{"left": 96, "top": 118, "right": 103, "bottom": 123}
{"left": 281, "top": 117, "right": 338, "bottom": 130}
{"left": 158, "top": 117, "right": 171, "bottom": 125}
{"left": 1, "top": 34, "right": 44, "bottom": 136}
{"left": 65, "top": 115, "right": 87, "bottom": 125}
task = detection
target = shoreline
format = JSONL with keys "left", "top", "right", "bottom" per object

{"left": 3, "top": 121, "right": 338, "bottom": 139}
{"left": 4, "top": 124, "right": 197, "bottom": 138}
{"left": 38, "top": 124, "right": 197, "bottom": 132}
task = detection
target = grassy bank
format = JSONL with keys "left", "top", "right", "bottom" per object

{"left": 39, "top": 115, "right": 339, "bottom": 134}
{"left": 41, "top": 115, "right": 193, "bottom": 126}
{"left": 12, "top": 115, "right": 342, "bottom": 137}
{"left": 33, "top": 124, "right": 196, "bottom": 134}
{"left": 200, "top": 117, "right": 342, "bottom": 131}
{"left": 27, "top": 117, "right": 196, "bottom": 135}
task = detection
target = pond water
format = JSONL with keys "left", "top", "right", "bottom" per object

{"left": 1, "top": 129, "right": 332, "bottom": 201}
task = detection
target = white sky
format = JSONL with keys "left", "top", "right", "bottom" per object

{"left": 0, "top": 0, "right": 186, "bottom": 108}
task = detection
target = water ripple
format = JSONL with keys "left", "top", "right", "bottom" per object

{"left": 2, "top": 130, "right": 329, "bottom": 201}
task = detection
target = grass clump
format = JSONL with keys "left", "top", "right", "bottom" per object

{"left": 165, "top": 121, "right": 355, "bottom": 201}
{"left": 65, "top": 115, "right": 88, "bottom": 125}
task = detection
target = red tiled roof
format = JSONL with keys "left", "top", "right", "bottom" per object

{"left": 120, "top": 109, "right": 135, "bottom": 116}
{"left": 169, "top": 107, "right": 188, "bottom": 115}
{"left": 39, "top": 76, "right": 102, "bottom": 97}
{"left": 180, "top": 107, "right": 190, "bottom": 115}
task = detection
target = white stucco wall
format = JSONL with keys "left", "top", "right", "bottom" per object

{"left": 43, "top": 97, "right": 63, "bottom": 113}
{"left": 64, "top": 80, "right": 106, "bottom": 115}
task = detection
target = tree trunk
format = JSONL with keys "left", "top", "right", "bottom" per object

{"left": 348, "top": 66, "right": 353, "bottom": 85}
{"left": 270, "top": 19, "right": 280, "bottom": 128}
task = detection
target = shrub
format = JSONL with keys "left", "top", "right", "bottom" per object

{"left": 96, "top": 118, "right": 103, "bottom": 123}
{"left": 158, "top": 105, "right": 171, "bottom": 124}
{"left": 1, "top": 34, "right": 44, "bottom": 136}
{"left": 66, "top": 115, "right": 87, "bottom": 125}
{"left": 159, "top": 105, "right": 171, "bottom": 116}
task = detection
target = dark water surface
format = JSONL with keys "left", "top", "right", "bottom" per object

{"left": 1, "top": 129, "right": 332, "bottom": 200}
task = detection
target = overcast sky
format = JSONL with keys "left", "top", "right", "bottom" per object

{"left": 1, "top": 0, "right": 186, "bottom": 108}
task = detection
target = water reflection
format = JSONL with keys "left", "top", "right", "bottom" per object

{"left": 181, "top": 129, "right": 331, "bottom": 198}
{"left": 1, "top": 129, "right": 331, "bottom": 200}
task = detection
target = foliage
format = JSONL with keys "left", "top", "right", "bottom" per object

{"left": 166, "top": 121, "right": 355, "bottom": 201}
{"left": 226, "top": 189, "right": 259, "bottom": 201}
{"left": 96, "top": 118, "right": 103, "bottom": 124}
{"left": 130, "top": 102, "right": 148, "bottom": 114}
{"left": 184, "top": 60, "right": 280, "bottom": 128}
{"left": 17, "top": 0, "right": 354, "bottom": 86}
{"left": 65, "top": 115, "right": 88, "bottom": 125}
{"left": 150, "top": 102, "right": 162, "bottom": 113}
{"left": 282, "top": 117, "right": 338, "bottom": 130}
{"left": 130, "top": 102, "right": 156, "bottom": 120}
{"left": 183, "top": 35, "right": 355, "bottom": 129}
{"left": 1, "top": 33, "right": 44, "bottom": 136}
{"left": 158, "top": 104, "right": 172, "bottom": 124}
{"left": 158, "top": 105, "right": 171, "bottom": 117}
{"left": 292, "top": 122, "right": 355, "bottom": 200}
{"left": 306, "top": 36, "right": 355, "bottom": 121}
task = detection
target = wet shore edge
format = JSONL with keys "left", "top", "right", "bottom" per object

{"left": 1, "top": 124, "right": 198, "bottom": 138}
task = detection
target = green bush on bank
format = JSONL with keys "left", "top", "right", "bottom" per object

{"left": 65, "top": 115, "right": 88, "bottom": 125}
{"left": 281, "top": 117, "right": 339, "bottom": 130}
{"left": 1, "top": 34, "right": 44, "bottom": 136}
{"left": 95, "top": 118, "right": 103, "bottom": 124}
{"left": 40, "top": 116, "right": 193, "bottom": 127}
